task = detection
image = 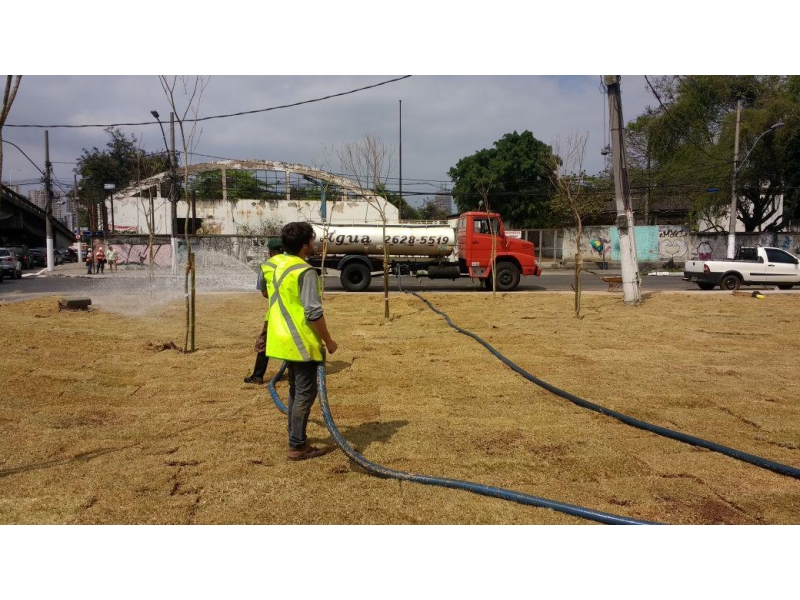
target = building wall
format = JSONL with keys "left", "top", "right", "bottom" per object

{"left": 560, "top": 225, "right": 800, "bottom": 266}
{"left": 107, "top": 196, "right": 399, "bottom": 235}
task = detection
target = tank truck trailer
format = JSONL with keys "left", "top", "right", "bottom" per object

{"left": 308, "top": 211, "right": 541, "bottom": 292}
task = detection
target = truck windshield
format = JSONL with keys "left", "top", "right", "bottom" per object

{"left": 474, "top": 218, "right": 500, "bottom": 235}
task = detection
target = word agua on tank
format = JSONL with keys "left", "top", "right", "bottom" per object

{"left": 325, "top": 232, "right": 450, "bottom": 246}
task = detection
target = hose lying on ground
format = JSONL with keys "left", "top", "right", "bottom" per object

{"left": 411, "top": 291, "right": 800, "bottom": 481}
{"left": 268, "top": 361, "right": 658, "bottom": 525}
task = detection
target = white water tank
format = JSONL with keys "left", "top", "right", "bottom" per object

{"left": 312, "top": 223, "right": 455, "bottom": 257}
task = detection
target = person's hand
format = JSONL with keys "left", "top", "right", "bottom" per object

{"left": 325, "top": 339, "right": 338, "bottom": 355}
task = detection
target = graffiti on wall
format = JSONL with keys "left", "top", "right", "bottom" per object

{"left": 589, "top": 237, "right": 610, "bottom": 257}
{"left": 695, "top": 241, "right": 713, "bottom": 260}
{"left": 658, "top": 227, "right": 689, "bottom": 262}
{"left": 115, "top": 243, "right": 173, "bottom": 268}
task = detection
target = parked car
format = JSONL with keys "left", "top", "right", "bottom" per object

{"left": 56, "top": 247, "right": 78, "bottom": 262}
{"left": 684, "top": 246, "right": 800, "bottom": 290}
{"left": 29, "top": 248, "right": 47, "bottom": 267}
{"left": 30, "top": 248, "right": 63, "bottom": 267}
{"left": 5, "top": 245, "right": 30, "bottom": 269}
{"left": 0, "top": 247, "right": 23, "bottom": 279}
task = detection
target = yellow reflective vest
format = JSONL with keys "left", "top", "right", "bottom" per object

{"left": 260, "top": 253, "right": 287, "bottom": 322}
{"left": 265, "top": 254, "right": 323, "bottom": 362}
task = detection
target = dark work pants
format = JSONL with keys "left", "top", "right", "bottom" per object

{"left": 251, "top": 352, "right": 268, "bottom": 379}
{"left": 286, "top": 360, "right": 319, "bottom": 449}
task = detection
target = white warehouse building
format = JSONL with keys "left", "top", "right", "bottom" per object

{"left": 105, "top": 159, "right": 399, "bottom": 235}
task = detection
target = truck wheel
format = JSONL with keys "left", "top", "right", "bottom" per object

{"left": 340, "top": 262, "right": 371, "bottom": 292}
{"left": 777, "top": 284, "right": 794, "bottom": 290}
{"left": 720, "top": 274, "right": 741, "bottom": 291}
{"left": 697, "top": 282, "right": 715, "bottom": 290}
{"left": 495, "top": 263, "right": 521, "bottom": 291}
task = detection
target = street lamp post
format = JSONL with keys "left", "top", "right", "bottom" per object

{"left": 151, "top": 110, "right": 178, "bottom": 275}
{"left": 727, "top": 105, "right": 785, "bottom": 258}
{"left": 104, "top": 182, "right": 116, "bottom": 233}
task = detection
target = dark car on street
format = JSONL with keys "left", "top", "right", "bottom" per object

{"left": 0, "top": 247, "right": 23, "bottom": 279}
{"left": 5, "top": 245, "right": 31, "bottom": 270}
{"left": 30, "top": 248, "right": 63, "bottom": 267}
{"left": 55, "top": 247, "right": 78, "bottom": 262}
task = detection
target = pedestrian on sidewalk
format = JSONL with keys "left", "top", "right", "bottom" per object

{"left": 95, "top": 246, "right": 105, "bottom": 274}
{"left": 106, "top": 245, "right": 117, "bottom": 273}
{"left": 85, "top": 250, "right": 94, "bottom": 274}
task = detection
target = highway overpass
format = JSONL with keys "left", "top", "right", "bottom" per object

{"left": 0, "top": 184, "right": 75, "bottom": 247}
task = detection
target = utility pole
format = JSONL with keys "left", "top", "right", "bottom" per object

{"left": 44, "top": 130, "right": 55, "bottom": 272}
{"left": 399, "top": 99, "right": 402, "bottom": 220}
{"left": 74, "top": 174, "right": 82, "bottom": 263}
{"left": 604, "top": 76, "right": 641, "bottom": 305}
{"left": 727, "top": 98, "right": 742, "bottom": 259}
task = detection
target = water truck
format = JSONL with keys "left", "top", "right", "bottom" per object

{"left": 309, "top": 211, "right": 541, "bottom": 291}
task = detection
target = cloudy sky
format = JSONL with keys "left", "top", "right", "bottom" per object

{"left": 3, "top": 3, "right": 785, "bottom": 208}
{"left": 2, "top": 74, "right": 660, "bottom": 206}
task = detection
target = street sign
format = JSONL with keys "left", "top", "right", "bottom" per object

{"left": 104, "top": 183, "right": 116, "bottom": 190}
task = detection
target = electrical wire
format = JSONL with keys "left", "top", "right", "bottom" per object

{"left": 5, "top": 76, "right": 413, "bottom": 129}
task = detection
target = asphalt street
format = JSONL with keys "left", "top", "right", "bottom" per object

{"left": 0, "top": 259, "right": 738, "bottom": 305}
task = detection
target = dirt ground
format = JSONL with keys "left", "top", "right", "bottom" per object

{"left": 1, "top": 288, "right": 799, "bottom": 525}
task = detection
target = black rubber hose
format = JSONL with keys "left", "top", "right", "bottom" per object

{"left": 411, "top": 291, "right": 800, "bottom": 481}
{"left": 267, "top": 361, "right": 658, "bottom": 525}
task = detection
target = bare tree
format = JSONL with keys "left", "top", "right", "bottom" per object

{"left": 313, "top": 145, "right": 343, "bottom": 296}
{"left": 133, "top": 144, "right": 168, "bottom": 284}
{"left": 1, "top": 76, "right": 22, "bottom": 203}
{"left": 549, "top": 133, "right": 605, "bottom": 318}
{"left": 159, "top": 75, "right": 209, "bottom": 352}
{"left": 337, "top": 133, "right": 396, "bottom": 318}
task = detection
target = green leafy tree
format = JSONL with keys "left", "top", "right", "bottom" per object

{"left": 75, "top": 127, "right": 169, "bottom": 229}
{"left": 190, "top": 169, "right": 274, "bottom": 201}
{"left": 448, "top": 130, "right": 556, "bottom": 228}
{"left": 418, "top": 200, "right": 449, "bottom": 220}
{"left": 628, "top": 76, "right": 796, "bottom": 232}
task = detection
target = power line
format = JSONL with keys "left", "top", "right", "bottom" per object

{"left": 5, "top": 76, "right": 413, "bottom": 129}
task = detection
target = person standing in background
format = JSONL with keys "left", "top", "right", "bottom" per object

{"left": 95, "top": 246, "right": 105, "bottom": 274}
{"left": 244, "top": 238, "right": 284, "bottom": 385}
{"left": 106, "top": 245, "right": 117, "bottom": 273}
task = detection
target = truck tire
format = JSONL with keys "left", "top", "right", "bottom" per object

{"left": 697, "top": 282, "right": 715, "bottom": 290}
{"left": 777, "top": 284, "right": 795, "bottom": 290}
{"left": 340, "top": 262, "right": 371, "bottom": 292}
{"left": 495, "top": 262, "right": 521, "bottom": 291}
{"left": 720, "top": 274, "right": 741, "bottom": 291}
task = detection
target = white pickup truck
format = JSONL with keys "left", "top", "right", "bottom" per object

{"left": 683, "top": 246, "right": 800, "bottom": 290}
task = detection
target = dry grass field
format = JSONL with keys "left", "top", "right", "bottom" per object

{"left": 1, "top": 288, "right": 799, "bottom": 525}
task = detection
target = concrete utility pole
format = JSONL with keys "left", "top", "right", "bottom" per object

{"left": 604, "top": 76, "right": 641, "bottom": 305}
{"left": 399, "top": 99, "right": 402, "bottom": 219}
{"left": 75, "top": 174, "right": 82, "bottom": 263}
{"left": 727, "top": 98, "right": 743, "bottom": 259}
{"left": 44, "top": 130, "right": 55, "bottom": 272}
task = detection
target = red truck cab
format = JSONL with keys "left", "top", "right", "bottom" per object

{"left": 457, "top": 211, "right": 541, "bottom": 289}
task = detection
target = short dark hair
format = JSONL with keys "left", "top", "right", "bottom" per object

{"left": 281, "top": 222, "right": 315, "bottom": 255}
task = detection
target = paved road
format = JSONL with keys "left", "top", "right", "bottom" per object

{"left": 0, "top": 260, "right": 715, "bottom": 304}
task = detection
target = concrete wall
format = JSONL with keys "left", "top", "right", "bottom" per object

{"left": 108, "top": 196, "right": 399, "bottom": 236}
{"left": 560, "top": 226, "right": 800, "bottom": 267}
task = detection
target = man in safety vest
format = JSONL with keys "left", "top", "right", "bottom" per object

{"left": 244, "top": 237, "right": 284, "bottom": 385}
{"left": 266, "top": 222, "right": 338, "bottom": 461}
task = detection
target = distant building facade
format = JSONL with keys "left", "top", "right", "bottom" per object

{"left": 433, "top": 188, "right": 452, "bottom": 214}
